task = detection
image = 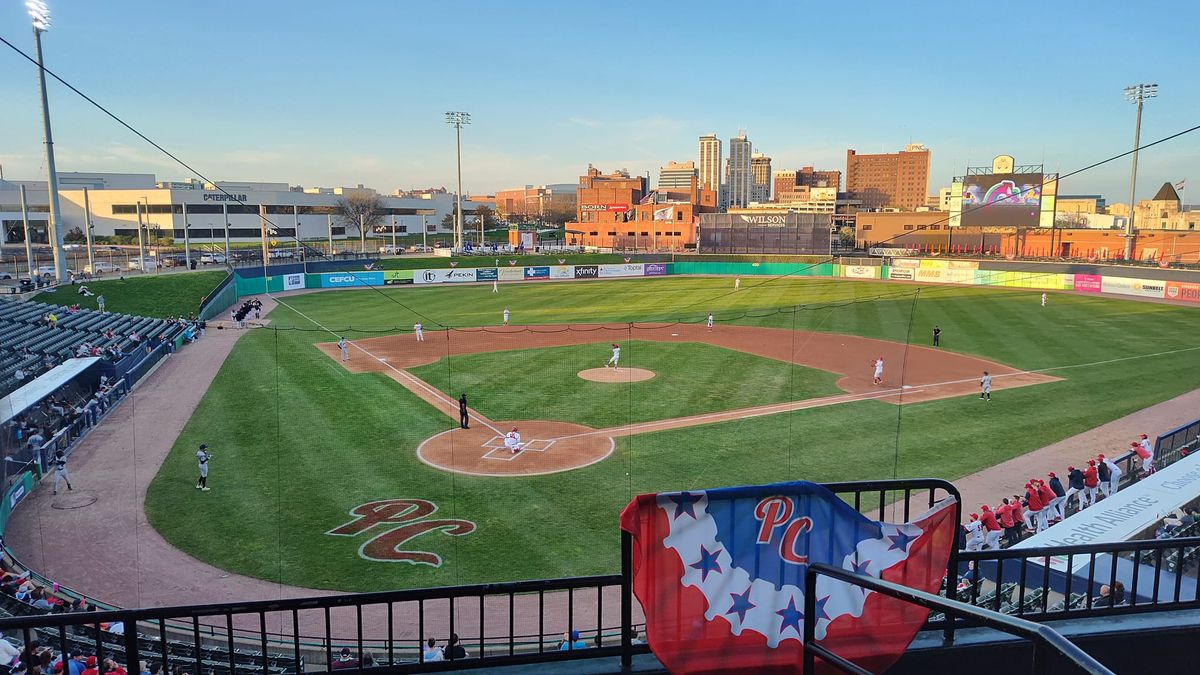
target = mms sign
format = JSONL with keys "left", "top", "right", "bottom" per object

{"left": 326, "top": 499, "right": 476, "bottom": 566}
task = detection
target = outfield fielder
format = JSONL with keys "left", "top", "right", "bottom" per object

{"left": 196, "top": 443, "right": 212, "bottom": 491}
{"left": 492, "top": 280, "right": 498, "bottom": 293}
{"left": 605, "top": 343, "right": 620, "bottom": 368}
{"left": 414, "top": 322, "right": 424, "bottom": 342}
{"left": 52, "top": 450, "right": 73, "bottom": 495}
{"left": 338, "top": 337, "right": 349, "bottom": 361}
{"left": 504, "top": 427, "right": 522, "bottom": 454}
{"left": 734, "top": 277, "right": 740, "bottom": 291}
{"left": 1041, "top": 292, "right": 1047, "bottom": 307}
{"left": 872, "top": 357, "right": 884, "bottom": 385}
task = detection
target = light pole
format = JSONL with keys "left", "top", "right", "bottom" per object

{"left": 27, "top": 1, "right": 67, "bottom": 283}
{"left": 1123, "top": 83, "right": 1157, "bottom": 261}
{"left": 444, "top": 111, "right": 471, "bottom": 251}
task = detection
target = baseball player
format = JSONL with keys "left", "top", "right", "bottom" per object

{"left": 503, "top": 427, "right": 522, "bottom": 454}
{"left": 502, "top": 307, "right": 510, "bottom": 326}
{"left": 872, "top": 357, "right": 884, "bottom": 385}
{"left": 979, "top": 506, "right": 1002, "bottom": 550}
{"left": 734, "top": 277, "right": 740, "bottom": 291}
{"left": 196, "top": 443, "right": 212, "bottom": 491}
{"left": 492, "top": 280, "right": 499, "bottom": 293}
{"left": 1138, "top": 434, "right": 1155, "bottom": 473}
{"left": 1131, "top": 441, "right": 1153, "bottom": 475}
{"left": 605, "top": 343, "right": 620, "bottom": 368}
{"left": 414, "top": 322, "right": 424, "bottom": 342}
{"left": 1065, "top": 465, "right": 1089, "bottom": 510}
{"left": 1023, "top": 485, "right": 1046, "bottom": 532}
{"left": 980, "top": 371, "right": 992, "bottom": 401}
{"left": 1083, "top": 460, "right": 1100, "bottom": 504}
{"left": 1046, "top": 473, "right": 1067, "bottom": 522}
{"left": 1036, "top": 479, "right": 1059, "bottom": 525}
{"left": 706, "top": 312, "right": 714, "bottom": 331}
{"left": 338, "top": 337, "right": 349, "bottom": 362}
{"left": 932, "top": 325, "right": 941, "bottom": 347}
{"left": 458, "top": 394, "right": 469, "bottom": 429}
{"left": 1041, "top": 292, "right": 1047, "bottom": 307}
{"left": 963, "top": 514, "right": 984, "bottom": 551}
{"left": 1100, "top": 454, "right": 1121, "bottom": 496}
{"left": 52, "top": 450, "right": 73, "bottom": 495}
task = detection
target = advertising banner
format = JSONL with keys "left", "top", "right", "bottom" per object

{"left": 1100, "top": 276, "right": 1166, "bottom": 299}
{"left": 475, "top": 268, "right": 498, "bottom": 281}
{"left": 320, "top": 271, "right": 384, "bottom": 288}
{"left": 383, "top": 270, "right": 414, "bottom": 285}
{"left": 414, "top": 268, "right": 478, "bottom": 284}
{"left": 550, "top": 266, "right": 574, "bottom": 279}
{"left": 574, "top": 265, "right": 599, "bottom": 279}
{"left": 1073, "top": 274, "right": 1103, "bottom": 293}
{"left": 842, "top": 264, "right": 880, "bottom": 279}
{"left": 599, "top": 263, "right": 645, "bottom": 278}
{"left": 914, "top": 267, "right": 975, "bottom": 284}
{"left": 644, "top": 263, "right": 668, "bottom": 276}
{"left": 498, "top": 267, "right": 524, "bottom": 281}
{"left": 1165, "top": 281, "right": 1200, "bottom": 303}
{"left": 524, "top": 266, "right": 550, "bottom": 279}
{"left": 892, "top": 258, "right": 921, "bottom": 269}
{"left": 888, "top": 267, "right": 915, "bottom": 281}
{"left": 283, "top": 273, "right": 304, "bottom": 291}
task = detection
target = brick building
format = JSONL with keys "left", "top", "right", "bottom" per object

{"left": 566, "top": 166, "right": 714, "bottom": 250}
{"left": 846, "top": 144, "right": 930, "bottom": 210}
{"left": 493, "top": 184, "right": 577, "bottom": 222}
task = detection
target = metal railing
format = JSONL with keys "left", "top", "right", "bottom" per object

{"left": 803, "top": 563, "right": 1113, "bottom": 675}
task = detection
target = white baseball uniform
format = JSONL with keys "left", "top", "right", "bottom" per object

{"left": 197, "top": 450, "right": 210, "bottom": 477}
{"left": 706, "top": 313, "right": 714, "bottom": 329}
{"left": 52, "top": 455, "right": 71, "bottom": 493}
{"left": 1103, "top": 458, "right": 1121, "bottom": 496}
{"left": 502, "top": 309, "right": 510, "bottom": 325}
{"left": 1041, "top": 293, "right": 1047, "bottom": 307}
{"left": 606, "top": 346, "right": 620, "bottom": 367}
{"left": 492, "top": 280, "right": 498, "bottom": 293}
{"left": 338, "top": 338, "right": 349, "bottom": 361}
{"left": 873, "top": 358, "right": 884, "bottom": 382}
{"left": 1140, "top": 438, "right": 1155, "bottom": 472}
{"left": 504, "top": 431, "right": 522, "bottom": 453}
{"left": 734, "top": 277, "right": 740, "bottom": 291}
{"left": 414, "top": 322, "right": 424, "bottom": 341}
{"left": 964, "top": 519, "right": 984, "bottom": 551}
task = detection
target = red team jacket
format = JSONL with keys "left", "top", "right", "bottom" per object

{"left": 997, "top": 504, "right": 1016, "bottom": 528}
{"left": 1083, "top": 465, "right": 1099, "bottom": 487}
{"left": 1037, "top": 483, "right": 1056, "bottom": 506}
{"left": 1025, "top": 488, "right": 1044, "bottom": 512}
{"left": 979, "top": 509, "right": 1002, "bottom": 532}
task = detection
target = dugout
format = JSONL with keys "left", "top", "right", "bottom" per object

{"left": 698, "top": 213, "right": 832, "bottom": 255}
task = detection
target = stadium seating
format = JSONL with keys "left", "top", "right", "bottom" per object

{"left": 0, "top": 300, "right": 184, "bottom": 398}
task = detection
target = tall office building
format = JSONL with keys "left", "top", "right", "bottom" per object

{"left": 725, "top": 132, "right": 752, "bottom": 209}
{"left": 750, "top": 152, "right": 772, "bottom": 203}
{"left": 658, "top": 161, "right": 698, "bottom": 190}
{"left": 698, "top": 134, "right": 722, "bottom": 195}
{"left": 845, "top": 143, "right": 931, "bottom": 210}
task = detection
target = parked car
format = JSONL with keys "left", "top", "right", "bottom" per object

{"left": 83, "top": 261, "right": 118, "bottom": 274}
{"left": 199, "top": 253, "right": 227, "bottom": 264}
{"left": 433, "top": 241, "right": 448, "bottom": 248}
{"left": 35, "top": 265, "right": 57, "bottom": 277}
{"left": 62, "top": 243, "right": 83, "bottom": 250}
{"left": 378, "top": 244, "right": 402, "bottom": 255}
{"left": 160, "top": 254, "right": 188, "bottom": 268}
{"left": 408, "top": 245, "right": 434, "bottom": 253}
{"left": 127, "top": 257, "right": 162, "bottom": 270}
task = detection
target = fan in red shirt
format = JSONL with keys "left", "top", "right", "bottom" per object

{"left": 979, "top": 505, "right": 1002, "bottom": 550}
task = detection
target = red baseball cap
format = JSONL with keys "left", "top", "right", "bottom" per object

{"left": 1098, "top": 454, "right": 1106, "bottom": 459}
{"left": 86, "top": 658, "right": 97, "bottom": 668}
{"left": 1131, "top": 442, "right": 1140, "bottom": 447}
{"left": 970, "top": 513, "right": 978, "bottom": 520}
{"left": 1048, "top": 472, "right": 1057, "bottom": 478}
{"left": 981, "top": 504, "right": 991, "bottom": 511}
{"left": 1068, "top": 466, "right": 1075, "bottom": 471}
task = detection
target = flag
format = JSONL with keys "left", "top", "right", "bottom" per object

{"left": 654, "top": 207, "right": 673, "bottom": 221}
{"left": 620, "top": 481, "right": 957, "bottom": 674}
{"left": 1176, "top": 179, "right": 1187, "bottom": 191}
{"left": 640, "top": 191, "right": 656, "bottom": 205}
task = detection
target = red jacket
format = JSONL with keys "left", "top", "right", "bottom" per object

{"left": 1134, "top": 445, "right": 1150, "bottom": 460}
{"left": 1037, "top": 483, "right": 1056, "bottom": 505}
{"left": 997, "top": 503, "right": 1016, "bottom": 528}
{"left": 1009, "top": 501, "right": 1024, "bottom": 522}
{"left": 1084, "top": 466, "right": 1099, "bottom": 487}
{"left": 1025, "top": 489, "right": 1044, "bottom": 511}
{"left": 979, "top": 510, "right": 1002, "bottom": 531}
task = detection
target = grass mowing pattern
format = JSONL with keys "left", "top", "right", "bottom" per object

{"left": 407, "top": 341, "right": 841, "bottom": 429}
{"left": 144, "top": 277, "right": 1200, "bottom": 590}
{"left": 35, "top": 271, "right": 226, "bottom": 318}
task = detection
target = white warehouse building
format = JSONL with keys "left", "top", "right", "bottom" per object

{"left": 0, "top": 172, "right": 492, "bottom": 246}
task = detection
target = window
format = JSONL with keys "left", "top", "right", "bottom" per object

{"left": 331, "top": 227, "right": 346, "bottom": 235}
{"left": 589, "top": 231, "right": 598, "bottom": 236}
{"left": 184, "top": 204, "right": 222, "bottom": 214}
{"left": 607, "top": 231, "right": 617, "bottom": 236}
{"left": 903, "top": 225, "right": 914, "bottom": 231}
{"left": 640, "top": 232, "right": 649, "bottom": 236}
{"left": 861, "top": 224, "right": 872, "bottom": 231}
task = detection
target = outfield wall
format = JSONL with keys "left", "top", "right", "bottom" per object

{"left": 229, "top": 259, "right": 1200, "bottom": 303}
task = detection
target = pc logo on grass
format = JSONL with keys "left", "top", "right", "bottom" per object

{"left": 326, "top": 499, "right": 476, "bottom": 565}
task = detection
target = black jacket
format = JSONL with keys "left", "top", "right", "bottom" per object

{"left": 1067, "top": 469, "right": 1085, "bottom": 490}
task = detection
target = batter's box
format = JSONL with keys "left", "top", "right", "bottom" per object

{"left": 481, "top": 438, "right": 556, "bottom": 461}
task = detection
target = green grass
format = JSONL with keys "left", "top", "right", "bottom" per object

{"left": 408, "top": 341, "right": 840, "bottom": 429}
{"left": 36, "top": 271, "right": 226, "bottom": 318}
{"left": 143, "top": 277, "right": 1200, "bottom": 591}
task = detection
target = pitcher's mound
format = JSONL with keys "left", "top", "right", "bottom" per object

{"left": 578, "top": 367, "right": 656, "bottom": 383}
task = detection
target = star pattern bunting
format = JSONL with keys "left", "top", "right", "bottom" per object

{"left": 670, "top": 491, "right": 703, "bottom": 519}
{"left": 726, "top": 588, "right": 756, "bottom": 623}
{"left": 776, "top": 597, "right": 804, "bottom": 636}
{"left": 886, "top": 529, "right": 916, "bottom": 552}
{"left": 689, "top": 545, "right": 723, "bottom": 582}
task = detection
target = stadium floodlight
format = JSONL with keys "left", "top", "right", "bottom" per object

{"left": 444, "top": 112, "right": 471, "bottom": 251}
{"left": 26, "top": 0, "right": 51, "bottom": 31}
{"left": 1122, "top": 83, "right": 1158, "bottom": 259}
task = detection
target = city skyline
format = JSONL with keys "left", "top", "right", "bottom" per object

{"left": 0, "top": 1, "right": 1196, "bottom": 202}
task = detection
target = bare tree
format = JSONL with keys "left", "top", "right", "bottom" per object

{"left": 335, "top": 194, "right": 385, "bottom": 253}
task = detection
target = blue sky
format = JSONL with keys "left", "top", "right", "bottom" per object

{"left": 1, "top": 1, "right": 1197, "bottom": 201}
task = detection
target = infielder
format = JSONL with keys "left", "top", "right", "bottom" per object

{"left": 605, "top": 343, "right": 620, "bottom": 368}
{"left": 52, "top": 450, "right": 73, "bottom": 495}
{"left": 706, "top": 313, "right": 714, "bottom": 331}
{"left": 503, "top": 427, "right": 522, "bottom": 454}
{"left": 338, "top": 337, "right": 349, "bottom": 361}
{"left": 502, "top": 307, "right": 510, "bottom": 326}
{"left": 1041, "top": 292, "right": 1047, "bottom": 307}
{"left": 196, "top": 443, "right": 212, "bottom": 491}
{"left": 414, "top": 322, "right": 424, "bottom": 342}
{"left": 872, "top": 357, "right": 884, "bottom": 385}
{"left": 980, "top": 371, "right": 992, "bottom": 401}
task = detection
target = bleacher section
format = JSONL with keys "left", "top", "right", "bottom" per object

{"left": 0, "top": 300, "right": 184, "bottom": 398}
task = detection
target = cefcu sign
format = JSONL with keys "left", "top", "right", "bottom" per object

{"left": 321, "top": 271, "right": 383, "bottom": 288}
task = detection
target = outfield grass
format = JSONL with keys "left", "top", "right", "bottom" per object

{"left": 36, "top": 271, "right": 226, "bottom": 318}
{"left": 144, "top": 277, "right": 1200, "bottom": 591}
{"left": 407, "top": 341, "right": 841, "bottom": 429}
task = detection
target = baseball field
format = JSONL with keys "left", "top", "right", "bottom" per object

{"left": 142, "top": 275, "right": 1200, "bottom": 591}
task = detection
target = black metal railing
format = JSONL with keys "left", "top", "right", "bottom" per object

{"left": 803, "top": 563, "right": 1113, "bottom": 675}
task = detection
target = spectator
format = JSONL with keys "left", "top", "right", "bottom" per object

{"left": 39, "top": 649, "right": 56, "bottom": 675}
{"left": 559, "top": 630, "right": 587, "bottom": 651}
{"left": 14, "top": 368, "right": 26, "bottom": 383}
{"left": 31, "top": 587, "right": 54, "bottom": 611}
{"left": 445, "top": 633, "right": 468, "bottom": 660}
{"left": 421, "top": 639, "right": 444, "bottom": 663}
{"left": 0, "top": 631, "right": 21, "bottom": 667}
{"left": 102, "top": 658, "right": 126, "bottom": 675}
{"left": 330, "top": 648, "right": 358, "bottom": 670}
{"left": 1094, "top": 582, "right": 1125, "bottom": 607}
{"left": 65, "top": 648, "right": 86, "bottom": 675}
{"left": 626, "top": 628, "right": 644, "bottom": 646}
